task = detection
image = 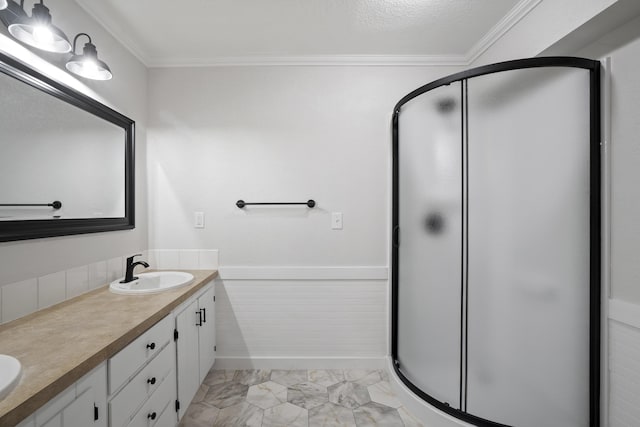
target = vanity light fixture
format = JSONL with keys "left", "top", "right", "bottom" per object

{"left": 7, "top": 0, "right": 71, "bottom": 53}
{"left": 65, "top": 33, "right": 112, "bottom": 81}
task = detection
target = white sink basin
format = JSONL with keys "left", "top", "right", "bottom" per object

{"left": 0, "top": 354, "right": 21, "bottom": 400}
{"left": 109, "top": 272, "right": 195, "bottom": 295}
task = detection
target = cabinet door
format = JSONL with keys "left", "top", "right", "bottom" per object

{"left": 198, "top": 287, "right": 216, "bottom": 383}
{"left": 76, "top": 363, "right": 107, "bottom": 427}
{"left": 176, "top": 298, "right": 200, "bottom": 420}
{"left": 40, "top": 415, "right": 61, "bottom": 427}
{"left": 61, "top": 388, "right": 94, "bottom": 426}
{"left": 17, "top": 416, "right": 35, "bottom": 427}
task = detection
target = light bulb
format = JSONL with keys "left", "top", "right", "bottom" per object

{"left": 82, "top": 59, "right": 99, "bottom": 75}
{"left": 33, "top": 25, "right": 54, "bottom": 45}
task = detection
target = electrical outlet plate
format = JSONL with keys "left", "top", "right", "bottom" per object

{"left": 332, "top": 212, "right": 343, "bottom": 230}
{"left": 194, "top": 212, "right": 205, "bottom": 228}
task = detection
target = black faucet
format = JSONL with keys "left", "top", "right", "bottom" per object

{"left": 121, "top": 254, "right": 150, "bottom": 283}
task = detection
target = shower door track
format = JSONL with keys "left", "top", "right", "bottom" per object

{"left": 391, "top": 56, "right": 601, "bottom": 427}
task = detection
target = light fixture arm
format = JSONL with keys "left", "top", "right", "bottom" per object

{"left": 71, "top": 32, "right": 91, "bottom": 55}
{"left": 18, "top": 1, "right": 46, "bottom": 9}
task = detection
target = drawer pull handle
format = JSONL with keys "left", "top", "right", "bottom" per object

{"left": 202, "top": 307, "right": 206, "bottom": 323}
{"left": 147, "top": 342, "right": 156, "bottom": 350}
{"left": 148, "top": 412, "right": 157, "bottom": 420}
{"left": 196, "top": 310, "right": 203, "bottom": 326}
{"left": 147, "top": 377, "right": 156, "bottom": 385}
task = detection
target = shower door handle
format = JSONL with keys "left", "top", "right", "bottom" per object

{"left": 393, "top": 225, "right": 400, "bottom": 248}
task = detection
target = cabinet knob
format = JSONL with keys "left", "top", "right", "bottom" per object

{"left": 146, "top": 342, "right": 156, "bottom": 350}
{"left": 147, "top": 377, "right": 156, "bottom": 385}
{"left": 148, "top": 412, "right": 157, "bottom": 420}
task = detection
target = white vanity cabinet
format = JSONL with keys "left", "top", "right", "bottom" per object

{"left": 33, "top": 363, "right": 107, "bottom": 427}
{"left": 107, "top": 315, "right": 176, "bottom": 427}
{"left": 174, "top": 282, "right": 215, "bottom": 420}
{"left": 14, "top": 278, "right": 217, "bottom": 427}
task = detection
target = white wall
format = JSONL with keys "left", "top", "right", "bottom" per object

{"left": 0, "top": 0, "right": 147, "bottom": 313}
{"left": 148, "top": 66, "right": 459, "bottom": 265}
{"left": 576, "top": 16, "right": 640, "bottom": 427}
{"left": 573, "top": 17, "right": 640, "bottom": 305}
{"left": 147, "top": 65, "right": 460, "bottom": 361}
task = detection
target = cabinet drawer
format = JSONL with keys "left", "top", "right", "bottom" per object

{"left": 153, "top": 404, "right": 178, "bottom": 427}
{"left": 109, "top": 342, "right": 175, "bottom": 427}
{"left": 109, "top": 315, "right": 173, "bottom": 394}
{"left": 127, "top": 369, "right": 176, "bottom": 427}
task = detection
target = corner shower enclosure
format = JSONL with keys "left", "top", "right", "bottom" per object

{"left": 391, "top": 57, "right": 600, "bottom": 427}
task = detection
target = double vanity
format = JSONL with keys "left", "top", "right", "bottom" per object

{"left": 0, "top": 269, "right": 217, "bottom": 427}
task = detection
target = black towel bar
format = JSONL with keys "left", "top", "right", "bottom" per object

{"left": 0, "top": 201, "right": 62, "bottom": 209}
{"left": 236, "top": 199, "right": 315, "bottom": 208}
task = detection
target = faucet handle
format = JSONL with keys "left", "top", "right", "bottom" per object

{"left": 126, "top": 254, "right": 143, "bottom": 263}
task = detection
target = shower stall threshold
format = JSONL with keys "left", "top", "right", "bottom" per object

{"left": 387, "top": 357, "right": 474, "bottom": 427}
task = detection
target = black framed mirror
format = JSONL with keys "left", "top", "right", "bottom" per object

{"left": 0, "top": 51, "right": 135, "bottom": 242}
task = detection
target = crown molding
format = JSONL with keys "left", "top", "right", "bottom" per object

{"left": 74, "top": 0, "right": 150, "bottom": 66}
{"left": 76, "top": 0, "right": 542, "bottom": 69}
{"left": 146, "top": 55, "right": 469, "bottom": 68}
{"left": 465, "top": 0, "right": 543, "bottom": 64}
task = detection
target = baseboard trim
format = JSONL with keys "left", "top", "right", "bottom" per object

{"left": 213, "top": 356, "right": 387, "bottom": 370}
{"left": 218, "top": 266, "right": 389, "bottom": 281}
{"left": 609, "top": 299, "right": 640, "bottom": 329}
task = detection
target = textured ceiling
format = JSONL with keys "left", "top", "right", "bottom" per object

{"left": 74, "top": 0, "right": 530, "bottom": 66}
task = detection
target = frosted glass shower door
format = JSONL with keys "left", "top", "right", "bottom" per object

{"left": 466, "top": 67, "right": 592, "bottom": 427}
{"left": 396, "top": 83, "right": 462, "bottom": 407}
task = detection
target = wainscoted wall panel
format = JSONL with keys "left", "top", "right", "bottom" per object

{"left": 215, "top": 271, "right": 388, "bottom": 361}
{"left": 609, "top": 300, "right": 640, "bottom": 427}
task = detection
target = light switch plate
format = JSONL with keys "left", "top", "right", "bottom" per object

{"left": 331, "top": 212, "right": 343, "bottom": 230}
{"left": 194, "top": 212, "right": 205, "bottom": 228}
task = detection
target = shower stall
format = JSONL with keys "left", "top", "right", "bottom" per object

{"left": 391, "top": 57, "right": 600, "bottom": 427}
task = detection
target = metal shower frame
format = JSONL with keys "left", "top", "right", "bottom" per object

{"left": 391, "top": 56, "right": 601, "bottom": 427}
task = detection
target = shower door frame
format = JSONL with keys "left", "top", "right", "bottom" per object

{"left": 391, "top": 57, "right": 601, "bottom": 427}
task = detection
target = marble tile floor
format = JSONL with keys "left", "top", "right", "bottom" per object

{"left": 179, "top": 369, "right": 424, "bottom": 427}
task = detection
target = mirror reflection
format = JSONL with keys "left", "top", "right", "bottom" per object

{"left": 0, "top": 64, "right": 125, "bottom": 221}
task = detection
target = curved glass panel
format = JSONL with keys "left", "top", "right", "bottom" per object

{"left": 466, "top": 67, "right": 591, "bottom": 427}
{"left": 397, "top": 82, "right": 462, "bottom": 407}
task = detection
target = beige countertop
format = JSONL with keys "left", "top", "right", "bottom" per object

{"left": 0, "top": 269, "right": 217, "bottom": 426}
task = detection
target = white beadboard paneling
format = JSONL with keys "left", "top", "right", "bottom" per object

{"left": 609, "top": 320, "right": 640, "bottom": 427}
{"left": 88, "top": 261, "right": 108, "bottom": 290}
{"left": 199, "top": 250, "right": 219, "bottom": 269}
{"left": 107, "top": 257, "right": 124, "bottom": 282}
{"left": 37, "top": 271, "right": 67, "bottom": 309}
{"left": 609, "top": 299, "right": 640, "bottom": 329}
{"left": 219, "top": 266, "right": 388, "bottom": 280}
{"left": 1, "top": 278, "right": 37, "bottom": 323}
{"left": 179, "top": 250, "right": 200, "bottom": 269}
{"left": 66, "top": 266, "right": 89, "bottom": 299}
{"left": 216, "top": 278, "right": 387, "bottom": 358}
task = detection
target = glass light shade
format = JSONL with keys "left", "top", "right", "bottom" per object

{"left": 0, "top": 0, "right": 8, "bottom": 11}
{"left": 65, "top": 41, "right": 112, "bottom": 80}
{"left": 7, "top": 3, "right": 71, "bottom": 53}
